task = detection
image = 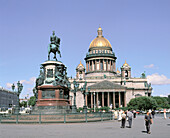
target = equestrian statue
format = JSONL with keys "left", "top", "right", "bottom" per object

{"left": 48, "top": 31, "right": 61, "bottom": 60}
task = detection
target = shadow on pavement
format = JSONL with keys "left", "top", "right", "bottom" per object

{"left": 167, "top": 124, "right": 170, "bottom": 126}
{"left": 141, "top": 130, "right": 147, "bottom": 133}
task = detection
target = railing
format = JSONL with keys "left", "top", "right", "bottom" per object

{"left": 85, "top": 53, "right": 115, "bottom": 59}
{"left": 0, "top": 112, "right": 113, "bottom": 124}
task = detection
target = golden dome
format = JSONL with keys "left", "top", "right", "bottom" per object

{"left": 123, "top": 60, "right": 129, "bottom": 66}
{"left": 117, "top": 68, "right": 120, "bottom": 74}
{"left": 89, "top": 27, "right": 112, "bottom": 49}
{"left": 77, "top": 61, "right": 84, "bottom": 69}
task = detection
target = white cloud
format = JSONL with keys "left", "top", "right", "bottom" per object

{"left": 6, "top": 77, "right": 36, "bottom": 89}
{"left": 147, "top": 73, "right": 170, "bottom": 85}
{"left": 20, "top": 77, "right": 36, "bottom": 85}
{"left": 160, "top": 94, "right": 168, "bottom": 97}
{"left": 6, "top": 83, "right": 13, "bottom": 89}
{"left": 144, "top": 64, "right": 154, "bottom": 68}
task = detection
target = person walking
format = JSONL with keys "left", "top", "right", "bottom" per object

{"left": 127, "top": 110, "right": 133, "bottom": 128}
{"left": 145, "top": 111, "right": 153, "bottom": 134}
{"left": 133, "top": 110, "right": 136, "bottom": 118}
{"left": 114, "top": 110, "right": 118, "bottom": 120}
{"left": 118, "top": 109, "right": 122, "bottom": 121}
{"left": 151, "top": 110, "right": 155, "bottom": 118}
{"left": 164, "top": 109, "right": 166, "bottom": 119}
{"left": 121, "top": 111, "right": 126, "bottom": 128}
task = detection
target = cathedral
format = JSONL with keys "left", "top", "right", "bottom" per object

{"left": 69, "top": 27, "right": 152, "bottom": 109}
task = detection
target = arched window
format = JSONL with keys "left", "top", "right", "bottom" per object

{"left": 100, "top": 60, "right": 103, "bottom": 70}
{"left": 125, "top": 70, "right": 128, "bottom": 77}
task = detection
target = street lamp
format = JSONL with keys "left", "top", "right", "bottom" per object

{"left": 27, "top": 94, "right": 29, "bottom": 107}
{"left": 70, "top": 95, "right": 73, "bottom": 105}
{"left": 81, "top": 81, "right": 90, "bottom": 113}
{"left": 12, "top": 81, "right": 23, "bottom": 115}
{"left": 71, "top": 79, "right": 79, "bottom": 113}
{"left": 93, "top": 92, "right": 96, "bottom": 112}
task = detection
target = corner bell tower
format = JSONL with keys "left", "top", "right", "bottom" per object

{"left": 121, "top": 60, "right": 131, "bottom": 78}
{"left": 76, "top": 61, "right": 85, "bottom": 80}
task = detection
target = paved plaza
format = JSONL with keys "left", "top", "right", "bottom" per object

{"left": 0, "top": 115, "right": 170, "bottom": 138}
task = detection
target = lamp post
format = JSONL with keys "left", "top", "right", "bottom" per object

{"left": 93, "top": 92, "right": 96, "bottom": 112}
{"left": 27, "top": 94, "right": 29, "bottom": 107}
{"left": 12, "top": 81, "right": 23, "bottom": 115}
{"left": 70, "top": 95, "right": 73, "bottom": 105}
{"left": 71, "top": 80, "right": 79, "bottom": 113}
{"left": 81, "top": 81, "right": 90, "bottom": 113}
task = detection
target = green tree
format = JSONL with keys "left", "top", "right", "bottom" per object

{"left": 28, "top": 96, "right": 36, "bottom": 106}
{"left": 20, "top": 101, "right": 27, "bottom": 107}
{"left": 168, "top": 95, "right": 170, "bottom": 104}
{"left": 127, "top": 96, "right": 157, "bottom": 110}
{"left": 152, "top": 96, "right": 170, "bottom": 109}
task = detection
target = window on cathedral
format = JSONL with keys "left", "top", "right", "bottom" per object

{"left": 111, "top": 61, "right": 113, "bottom": 71}
{"left": 79, "top": 71, "right": 83, "bottom": 79}
{"left": 125, "top": 70, "right": 128, "bottom": 78}
{"left": 100, "top": 60, "right": 103, "bottom": 70}
{"left": 92, "top": 61, "right": 95, "bottom": 70}
{"left": 90, "top": 61, "right": 92, "bottom": 71}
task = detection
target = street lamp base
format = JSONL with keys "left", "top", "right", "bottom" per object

{"left": 72, "top": 105, "right": 77, "bottom": 113}
{"left": 83, "top": 106, "right": 87, "bottom": 113}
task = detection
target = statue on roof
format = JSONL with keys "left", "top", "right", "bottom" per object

{"left": 48, "top": 31, "right": 61, "bottom": 60}
{"left": 141, "top": 71, "right": 146, "bottom": 79}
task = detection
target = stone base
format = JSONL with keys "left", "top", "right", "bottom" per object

{"left": 31, "top": 105, "right": 71, "bottom": 114}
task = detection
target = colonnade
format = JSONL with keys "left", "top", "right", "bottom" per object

{"left": 86, "top": 59, "right": 116, "bottom": 72}
{"left": 85, "top": 92, "right": 126, "bottom": 109}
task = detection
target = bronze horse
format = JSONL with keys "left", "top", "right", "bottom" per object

{"left": 48, "top": 31, "right": 61, "bottom": 60}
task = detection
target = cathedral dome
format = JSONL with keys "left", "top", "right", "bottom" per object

{"left": 89, "top": 27, "right": 112, "bottom": 49}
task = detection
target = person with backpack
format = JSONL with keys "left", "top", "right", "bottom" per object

{"left": 121, "top": 111, "right": 126, "bottom": 128}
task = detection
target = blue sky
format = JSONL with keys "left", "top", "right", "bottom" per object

{"left": 0, "top": 0, "right": 170, "bottom": 98}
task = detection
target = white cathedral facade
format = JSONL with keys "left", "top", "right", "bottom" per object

{"left": 69, "top": 27, "right": 152, "bottom": 109}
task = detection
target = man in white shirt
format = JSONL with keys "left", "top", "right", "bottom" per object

{"left": 127, "top": 110, "right": 133, "bottom": 128}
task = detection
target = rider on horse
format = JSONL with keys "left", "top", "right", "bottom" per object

{"left": 48, "top": 31, "right": 61, "bottom": 60}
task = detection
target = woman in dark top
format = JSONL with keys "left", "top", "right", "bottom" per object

{"left": 151, "top": 110, "right": 155, "bottom": 118}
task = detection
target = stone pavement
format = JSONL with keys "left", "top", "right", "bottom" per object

{"left": 0, "top": 115, "right": 170, "bottom": 138}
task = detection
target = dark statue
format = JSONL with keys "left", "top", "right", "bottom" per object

{"left": 144, "top": 82, "right": 151, "bottom": 88}
{"left": 33, "top": 87, "right": 38, "bottom": 101}
{"left": 141, "top": 71, "right": 146, "bottom": 79}
{"left": 36, "top": 31, "right": 70, "bottom": 88}
{"left": 36, "top": 70, "right": 45, "bottom": 87}
{"left": 51, "top": 64, "right": 70, "bottom": 87}
{"left": 48, "top": 31, "right": 61, "bottom": 60}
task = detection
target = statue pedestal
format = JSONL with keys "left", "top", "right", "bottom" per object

{"left": 34, "top": 85, "right": 71, "bottom": 114}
